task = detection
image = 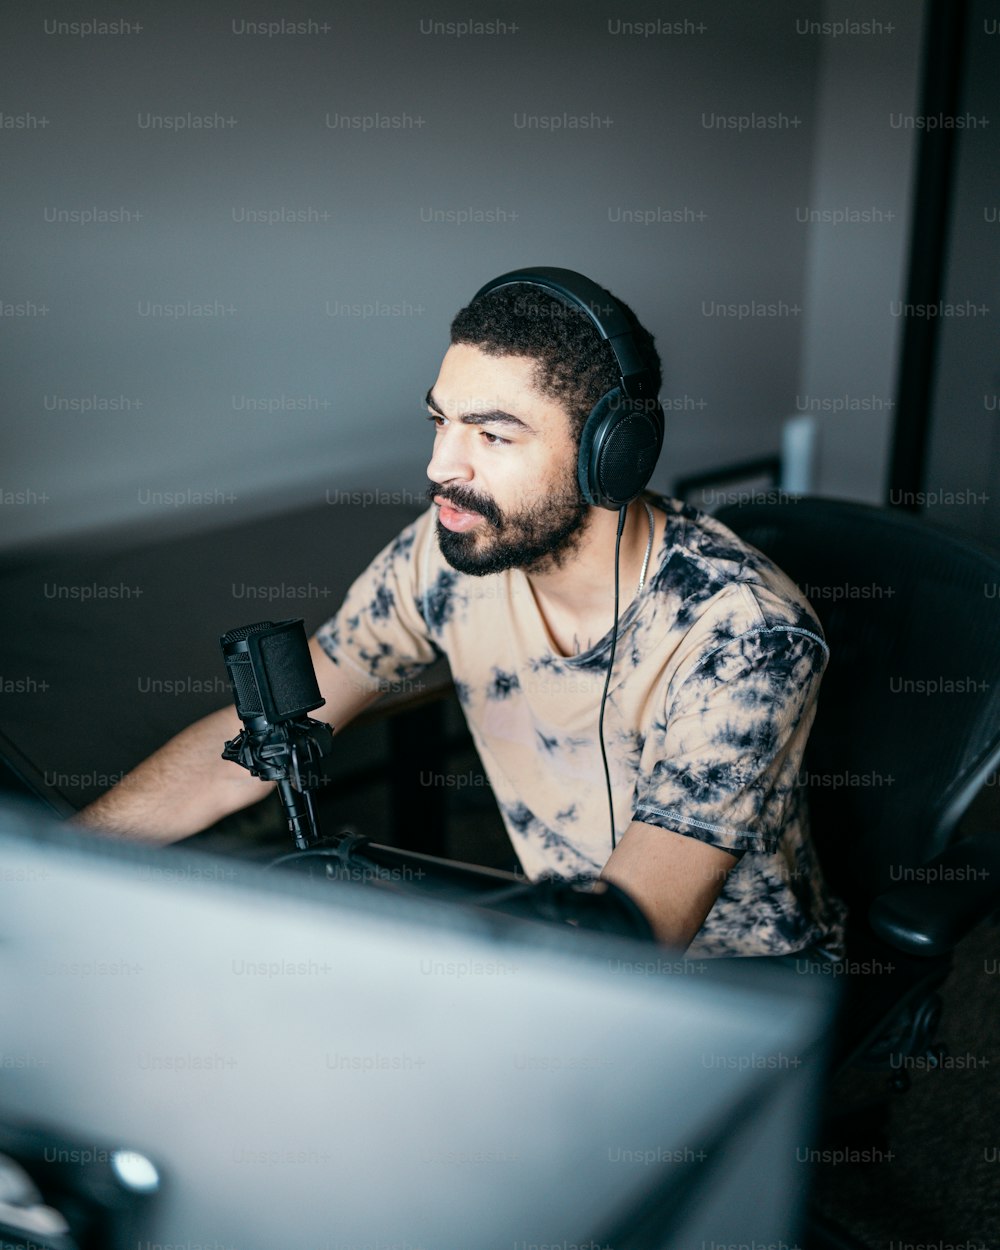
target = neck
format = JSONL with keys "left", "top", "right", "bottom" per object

{"left": 526, "top": 498, "right": 657, "bottom": 625}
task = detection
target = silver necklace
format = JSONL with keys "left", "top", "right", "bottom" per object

{"left": 637, "top": 500, "right": 655, "bottom": 594}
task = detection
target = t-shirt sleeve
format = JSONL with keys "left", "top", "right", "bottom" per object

{"left": 314, "top": 510, "right": 441, "bottom": 693}
{"left": 632, "top": 626, "right": 829, "bottom": 855}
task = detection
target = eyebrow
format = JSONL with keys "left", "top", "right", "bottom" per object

{"left": 424, "top": 387, "right": 536, "bottom": 434}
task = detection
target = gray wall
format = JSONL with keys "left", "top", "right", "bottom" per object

{"left": 1, "top": 0, "right": 926, "bottom": 552}
{"left": 797, "top": 0, "right": 925, "bottom": 503}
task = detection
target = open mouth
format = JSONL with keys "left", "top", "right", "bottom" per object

{"left": 435, "top": 495, "right": 486, "bottom": 533}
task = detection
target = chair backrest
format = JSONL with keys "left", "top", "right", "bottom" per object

{"left": 714, "top": 497, "right": 1000, "bottom": 911}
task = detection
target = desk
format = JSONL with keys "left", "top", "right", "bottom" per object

{"left": 0, "top": 501, "right": 454, "bottom": 849}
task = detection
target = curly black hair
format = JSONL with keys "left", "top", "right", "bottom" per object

{"left": 449, "top": 280, "right": 662, "bottom": 445}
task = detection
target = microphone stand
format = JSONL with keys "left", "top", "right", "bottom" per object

{"left": 222, "top": 716, "right": 333, "bottom": 850}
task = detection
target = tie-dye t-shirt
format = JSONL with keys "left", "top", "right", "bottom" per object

{"left": 317, "top": 494, "right": 847, "bottom": 959}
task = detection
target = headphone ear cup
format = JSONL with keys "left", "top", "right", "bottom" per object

{"left": 578, "top": 390, "right": 664, "bottom": 510}
{"left": 576, "top": 397, "right": 608, "bottom": 507}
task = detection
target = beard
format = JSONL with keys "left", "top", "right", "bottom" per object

{"left": 427, "top": 473, "right": 591, "bottom": 577}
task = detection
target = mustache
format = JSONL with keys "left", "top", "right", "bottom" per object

{"left": 425, "top": 483, "right": 503, "bottom": 529}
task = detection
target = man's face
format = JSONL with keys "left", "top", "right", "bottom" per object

{"left": 425, "top": 343, "right": 591, "bottom": 576}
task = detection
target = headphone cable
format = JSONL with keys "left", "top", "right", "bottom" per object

{"left": 598, "top": 504, "right": 628, "bottom": 852}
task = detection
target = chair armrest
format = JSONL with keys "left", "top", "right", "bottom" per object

{"left": 868, "top": 831, "right": 1000, "bottom": 957}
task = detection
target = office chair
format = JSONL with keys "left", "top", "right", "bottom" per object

{"left": 714, "top": 496, "right": 1000, "bottom": 1245}
{"left": 713, "top": 496, "right": 1000, "bottom": 1064}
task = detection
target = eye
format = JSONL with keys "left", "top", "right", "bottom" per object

{"left": 425, "top": 413, "right": 509, "bottom": 446}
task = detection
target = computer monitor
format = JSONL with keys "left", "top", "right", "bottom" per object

{"left": 0, "top": 797, "right": 834, "bottom": 1249}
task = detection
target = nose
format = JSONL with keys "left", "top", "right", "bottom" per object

{"left": 426, "top": 424, "right": 473, "bottom": 488}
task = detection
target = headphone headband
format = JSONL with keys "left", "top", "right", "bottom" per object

{"left": 471, "top": 266, "right": 657, "bottom": 403}
{"left": 469, "top": 266, "right": 664, "bottom": 510}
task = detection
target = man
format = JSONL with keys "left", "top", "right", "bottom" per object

{"left": 76, "top": 270, "right": 846, "bottom": 959}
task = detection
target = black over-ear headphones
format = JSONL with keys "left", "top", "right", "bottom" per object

{"left": 471, "top": 267, "right": 664, "bottom": 510}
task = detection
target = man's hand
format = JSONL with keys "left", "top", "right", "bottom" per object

{"left": 599, "top": 820, "right": 740, "bottom": 950}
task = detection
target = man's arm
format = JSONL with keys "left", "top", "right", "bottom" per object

{"left": 70, "top": 638, "right": 380, "bottom": 844}
{"left": 615, "top": 626, "right": 829, "bottom": 949}
{"left": 599, "top": 819, "right": 740, "bottom": 949}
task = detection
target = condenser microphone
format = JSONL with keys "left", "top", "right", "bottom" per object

{"left": 220, "top": 619, "right": 333, "bottom": 849}
{"left": 221, "top": 619, "right": 324, "bottom": 726}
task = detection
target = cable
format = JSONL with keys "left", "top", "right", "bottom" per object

{"left": 598, "top": 504, "right": 629, "bottom": 852}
